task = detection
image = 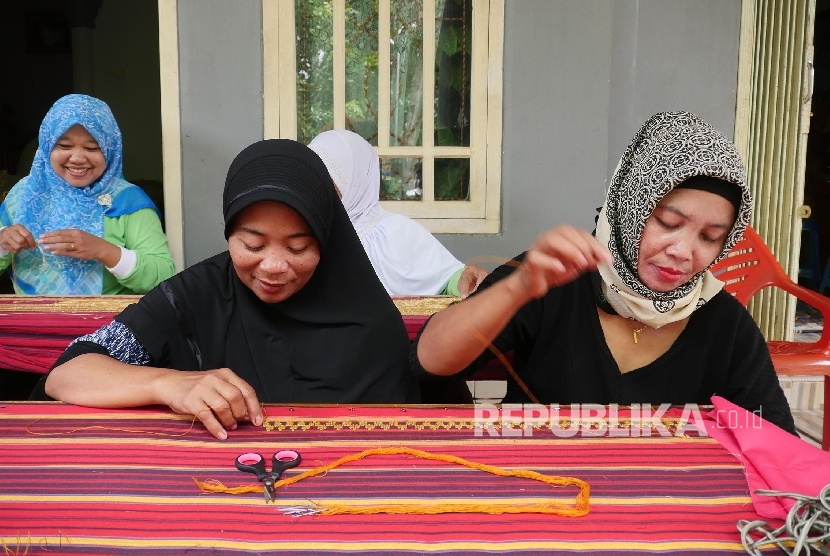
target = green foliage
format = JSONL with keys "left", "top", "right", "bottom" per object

{"left": 436, "top": 127, "right": 455, "bottom": 147}
{"left": 435, "top": 159, "right": 469, "bottom": 201}
{"left": 438, "top": 25, "right": 460, "bottom": 57}
{"left": 296, "top": 0, "right": 472, "bottom": 200}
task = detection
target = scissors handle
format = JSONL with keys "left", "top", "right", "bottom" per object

{"left": 270, "top": 450, "right": 301, "bottom": 479}
{"left": 236, "top": 453, "right": 268, "bottom": 482}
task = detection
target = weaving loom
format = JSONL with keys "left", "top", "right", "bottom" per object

{"left": 0, "top": 295, "right": 452, "bottom": 373}
{"left": 0, "top": 403, "right": 785, "bottom": 555}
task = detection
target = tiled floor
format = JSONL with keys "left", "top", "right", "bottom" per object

{"left": 466, "top": 380, "right": 506, "bottom": 405}
{"left": 792, "top": 301, "right": 825, "bottom": 446}
{"left": 792, "top": 409, "right": 823, "bottom": 447}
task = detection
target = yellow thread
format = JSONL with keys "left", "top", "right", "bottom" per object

{"left": 1, "top": 531, "right": 70, "bottom": 555}
{"left": 0, "top": 295, "right": 139, "bottom": 313}
{"left": 1, "top": 535, "right": 30, "bottom": 556}
{"left": 195, "top": 446, "right": 590, "bottom": 516}
{"left": 392, "top": 297, "right": 456, "bottom": 316}
{"left": 0, "top": 295, "right": 455, "bottom": 316}
{"left": 26, "top": 415, "right": 199, "bottom": 437}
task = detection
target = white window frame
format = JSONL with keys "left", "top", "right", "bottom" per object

{"left": 263, "top": 0, "right": 504, "bottom": 233}
{"left": 158, "top": 0, "right": 184, "bottom": 271}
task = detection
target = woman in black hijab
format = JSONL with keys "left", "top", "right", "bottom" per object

{"left": 41, "top": 139, "right": 419, "bottom": 439}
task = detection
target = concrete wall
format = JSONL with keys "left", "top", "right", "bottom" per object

{"left": 178, "top": 0, "right": 263, "bottom": 266}
{"left": 437, "top": 0, "right": 742, "bottom": 268}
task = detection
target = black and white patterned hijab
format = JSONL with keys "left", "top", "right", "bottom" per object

{"left": 595, "top": 111, "right": 752, "bottom": 328}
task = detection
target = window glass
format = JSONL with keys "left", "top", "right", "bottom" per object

{"left": 435, "top": 0, "right": 472, "bottom": 148}
{"left": 296, "top": 0, "right": 334, "bottom": 143}
{"left": 346, "top": 0, "right": 379, "bottom": 143}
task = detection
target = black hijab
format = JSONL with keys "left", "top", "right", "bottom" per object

{"left": 115, "top": 139, "right": 419, "bottom": 403}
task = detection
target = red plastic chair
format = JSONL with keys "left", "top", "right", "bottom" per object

{"left": 711, "top": 225, "right": 830, "bottom": 449}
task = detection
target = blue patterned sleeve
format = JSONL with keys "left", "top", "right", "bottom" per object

{"left": 69, "top": 320, "right": 150, "bottom": 366}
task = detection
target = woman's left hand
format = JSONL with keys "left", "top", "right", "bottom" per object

{"left": 458, "top": 265, "right": 489, "bottom": 299}
{"left": 39, "top": 229, "right": 121, "bottom": 267}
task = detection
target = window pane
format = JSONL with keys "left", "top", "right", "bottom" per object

{"left": 345, "top": 1, "right": 379, "bottom": 144}
{"left": 434, "top": 158, "right": 469, "bottom": 200}
{"left": 296, "top": 0, "right": 334, "bottom": 144}
{"left": 435, "top": 0, "right": 472, "bottom": 147}
{"left": 389, "top": 1, "right": 423, "bottom": 147}
{"left": 380, "top": 157, "right": 422, "bottom": 201}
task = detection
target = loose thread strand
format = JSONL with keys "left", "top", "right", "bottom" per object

{"left": 26, "top": 415, "right": 199, "bottom": 437}
{"left": 25, "top": 403, "right": 269, "bottom": 438}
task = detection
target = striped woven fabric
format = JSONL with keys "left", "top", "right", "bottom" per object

{"left": 0, "top": 403, "right": 781, "bottom": 554}
{"left": 0, "top": 295, "right": 452, "bottom": 373}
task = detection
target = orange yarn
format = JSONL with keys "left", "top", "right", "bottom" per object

{"left": 195, "top": 446, "right": 590, "bottom": 516}
{"left": 26, "top": 415, "right": 199, "bottom": 437}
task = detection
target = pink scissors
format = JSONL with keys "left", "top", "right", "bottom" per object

{"left": 235, "top": 450, "right": 301, "bottom": 502}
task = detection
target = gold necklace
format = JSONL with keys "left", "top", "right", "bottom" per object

{"left": 625, "top": 319, "right": 646, "bottom": 344}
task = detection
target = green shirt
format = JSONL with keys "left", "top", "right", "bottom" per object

{"left": 0, "top": 208, "right": 175, "bottom": 295}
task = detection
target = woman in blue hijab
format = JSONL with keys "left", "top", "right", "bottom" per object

{"left": 0, "top": 94, "right": 174, "bottom": 294}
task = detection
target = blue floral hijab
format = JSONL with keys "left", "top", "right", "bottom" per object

{"left": 0, "top": 94, "right": 157, "bottom": 294}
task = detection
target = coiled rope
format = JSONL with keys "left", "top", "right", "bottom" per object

{"left": 738, "top": 484, "right": 830, "bottom": 555}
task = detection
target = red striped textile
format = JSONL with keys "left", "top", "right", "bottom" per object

{"left": 0, "top": 296, "right": 449, "bottom": 374}
{"left": 0, "top": 403, "right": 783, "bottom": 554}
{"left": 0, "top": 296, "right": 139, "bottom": 373}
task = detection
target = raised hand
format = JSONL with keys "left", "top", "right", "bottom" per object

{"left": 514, "top": 224, "right": 613, "bottom": 300}
{"left": 458, "top": 265, "right": 489, "bottom": 299}
{"left": 39, "top": 229, "right": 122, "bottom": 267}
{"left": 0, "top": 224, "right": 37, "bottom": 253}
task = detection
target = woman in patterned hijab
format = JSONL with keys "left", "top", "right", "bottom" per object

{"left": 411, "top": 111, "right": 796, "bottom": 434}
{"left": 594, "top": 111, "right": 751, "bottom": 328}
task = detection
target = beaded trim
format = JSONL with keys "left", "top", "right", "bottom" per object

{"left": 263, "top": 416, "right": 692, "bottom": 436}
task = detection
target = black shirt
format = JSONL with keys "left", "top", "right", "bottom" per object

{"left": 412, "top": 261, "right": 796, "bottom": 434}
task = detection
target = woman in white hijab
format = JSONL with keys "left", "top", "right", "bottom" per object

{"left": 309, "top": 130, "right": 488, "bottom": 297}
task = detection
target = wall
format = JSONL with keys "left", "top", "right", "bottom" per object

{"left": 437, "top": 0, "right": 742, "bottom": 268}
{"left": 0, "top": 0, "right": 161, "bottom": 184}
{"left": 93, "top": 0, "right": 163, "bottom": 183}
{"left": 0, "top": 0, "right": 74, "bottom": 174}
{"left": 175, "top": 0, "right": 742, "bottom": 269}
{"left": 178, "top": 0, "right": 263, "bottom": 266}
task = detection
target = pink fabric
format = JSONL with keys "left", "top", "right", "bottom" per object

{"left": 697, "top": 396, "right": 830, "bottom": 520}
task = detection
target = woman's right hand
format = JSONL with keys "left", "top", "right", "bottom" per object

{"left": 512, "top": 224, "right": 613, "bottom": 300}
{"left": 0, "top": 224, "right": 36, "bottom": 253}
{"left": 158, "top": 368, "right": 264, "bottom": 440}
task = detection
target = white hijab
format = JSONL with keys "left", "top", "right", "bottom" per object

{"left": 595, "top": 112, "right": 752, "bottom": 328}
{"left": 308, "top": 130, "right": 464, "bottom": 295}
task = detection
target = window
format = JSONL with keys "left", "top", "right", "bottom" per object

{"left": 263, "top": 0, "right": 504, "bottom": 233}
